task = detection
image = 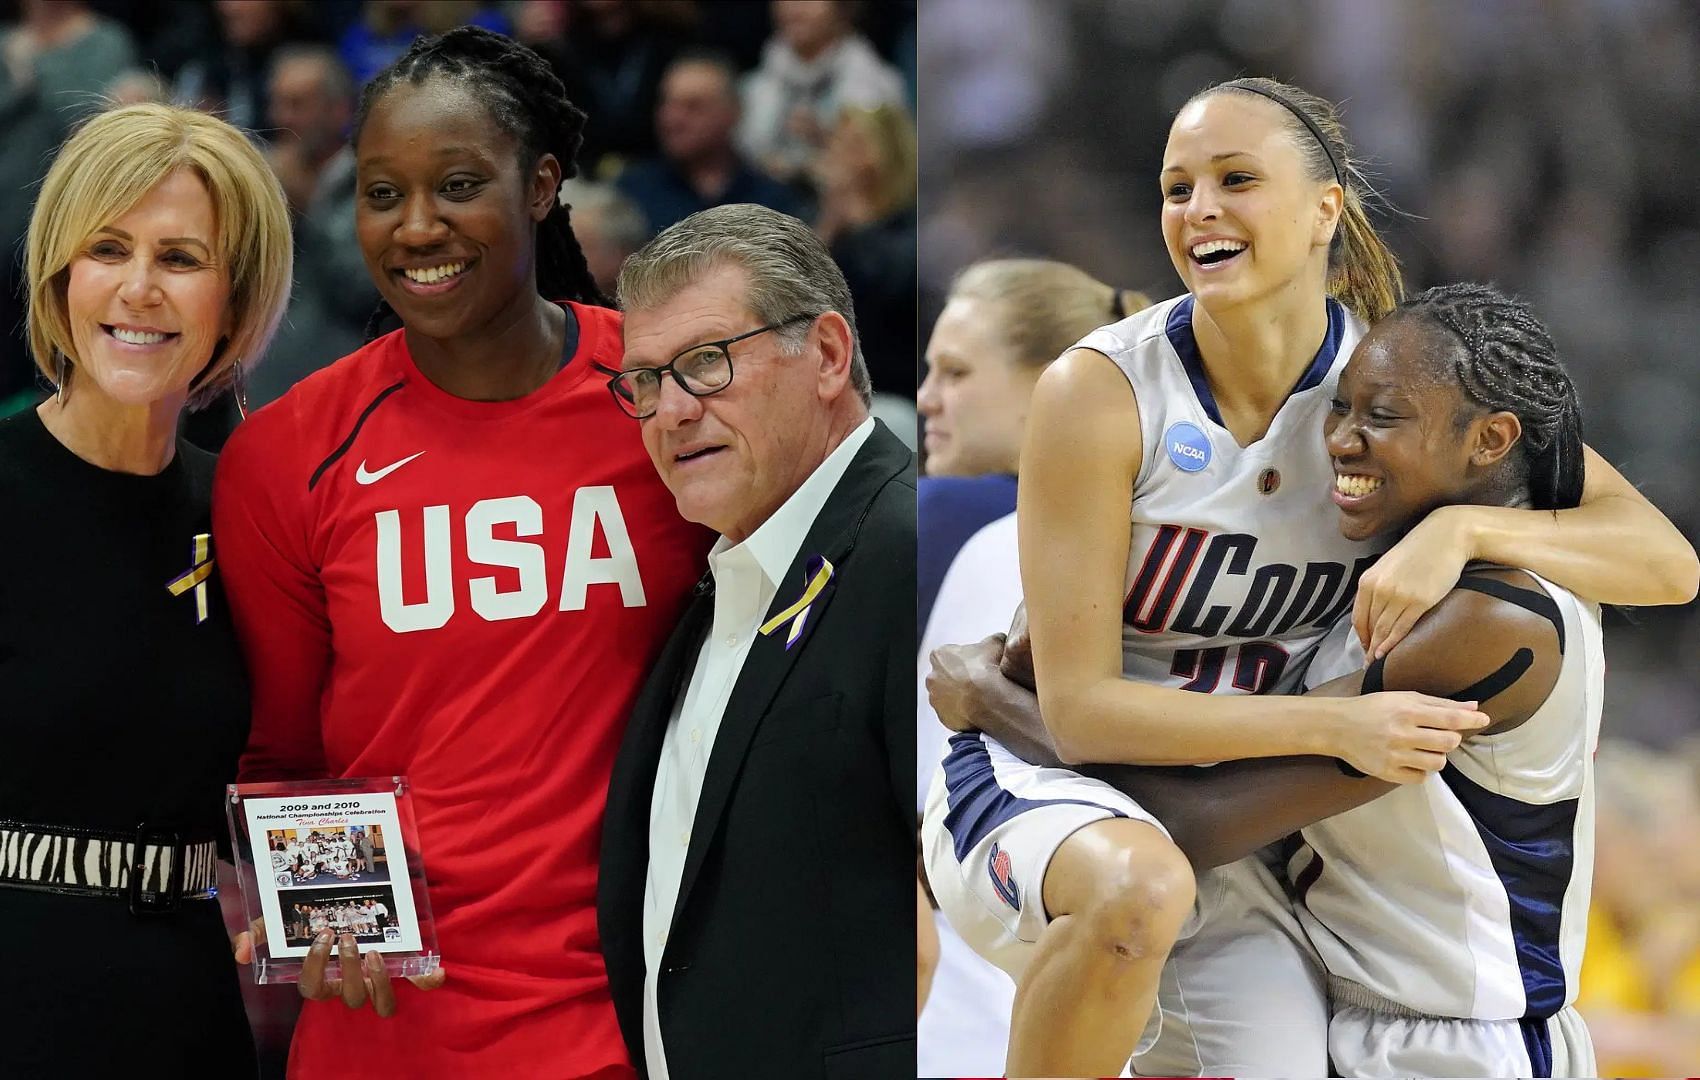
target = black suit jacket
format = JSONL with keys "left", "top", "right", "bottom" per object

{"left": 598, "top": 422, "right": 917, "bottom": 1080}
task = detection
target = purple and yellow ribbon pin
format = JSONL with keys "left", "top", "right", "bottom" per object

{"left": 759, "top": 555, "right": 834, "bottom": 651}
{"left": 166, "top": 533, "right": 214, "bottom": 625}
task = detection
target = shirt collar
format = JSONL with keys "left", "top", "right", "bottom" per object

{"left": 709, "top": 416, "right": 876, "bottom": 588}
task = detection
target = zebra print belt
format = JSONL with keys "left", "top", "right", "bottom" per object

{"left": 0, "top": 820, "right": 219, "bottom": 915}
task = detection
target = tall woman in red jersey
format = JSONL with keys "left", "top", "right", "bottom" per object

{"left": 214, "top": 28, "right": 708, "bottom": 1080}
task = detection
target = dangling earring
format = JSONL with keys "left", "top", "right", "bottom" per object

{"left": 54, "top": 353, "right": 68, "bottom": 404}
{"left": 233, "top": 359, "right": 249, "bottom": 421}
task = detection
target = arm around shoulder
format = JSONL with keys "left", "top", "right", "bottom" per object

{"left": 1463, "top": 446, "right": 1698, "bottom": 606}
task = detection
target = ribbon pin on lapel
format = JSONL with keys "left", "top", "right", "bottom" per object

{"left": 759, "top": 555, "right": 834, "bottom": 651}
{"left": 166, "top": 533, "right": 214, "bottom": 625}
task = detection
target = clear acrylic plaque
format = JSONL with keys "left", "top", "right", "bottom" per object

{"left": 226, "top": 776, "right": 440, "bottom": 984}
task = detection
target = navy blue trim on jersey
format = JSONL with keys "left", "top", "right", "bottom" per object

{"left": 307, "top": 380, "right": 407, "bottom": 491}
{"left": 1520, "top": 1017, "right": 1554, "bottom": 1078}
{"left": 918, "top": 475, "right": 1017, "bottom": 629}
{"left": 1440, "top": 764, "right": 1577, "bottom": 1019}
{"left": 1456, "top": 574, "right": 1566, "bottom": 654}
{"left": 1165, "top": 296, "right": 1346, "bottom": 428}
{"left": 941, "top": 732, "right": 1126, "bottom": 861}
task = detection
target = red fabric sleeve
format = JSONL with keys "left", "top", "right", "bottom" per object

{"left": 214, "top": 398, "right": 331, "bottom": 781}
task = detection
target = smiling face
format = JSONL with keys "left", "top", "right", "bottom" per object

{"left": 918, "top": 296, "right": 1037, "bottom": 476}
{"left": 355, "top": 78, "right": 557, "bottom": 342}
{"left": 1160, "top": 93, "right": 1340, "bottom": 313}
{"left": 1325, "top": 318, "right": 1521, "bottom": 541}
{"left": 623, "top": 263, "right": 834, "bottom": 543}
{"left": 64, "top": 167, "right": 232, "bottom": 408}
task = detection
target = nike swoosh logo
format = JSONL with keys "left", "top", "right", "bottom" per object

{"left": 355, "top": 451, "right": 426, "bottom": 485}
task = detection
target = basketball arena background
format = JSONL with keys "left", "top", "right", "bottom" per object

{"left": 918, "top": 0, "right": 1700, "bottom": 1072}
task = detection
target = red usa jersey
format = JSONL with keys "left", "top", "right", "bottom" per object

{"left": 214, "top": 303, "right": 710, "bottom": 1079}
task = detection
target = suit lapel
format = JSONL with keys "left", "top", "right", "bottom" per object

{"left": 669, "top": 425, "right": 913, "bottom": 927}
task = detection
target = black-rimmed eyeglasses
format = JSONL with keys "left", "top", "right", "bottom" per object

{"left": 601, "top": 315, "right": 815, "bottom": 419}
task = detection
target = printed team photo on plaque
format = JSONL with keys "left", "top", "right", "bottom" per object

{"left": 264, "top": 823, "right": 389, "bottom": 887}
{"left": 276, "top": 883, "right": 403, "bottom": 948}
{"left": 227, "top": 778, "right": 438, "bottom": 981}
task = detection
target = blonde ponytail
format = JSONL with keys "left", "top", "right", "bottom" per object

{"left": 1331, "top": 185, "right": 1404, "bottom": 322}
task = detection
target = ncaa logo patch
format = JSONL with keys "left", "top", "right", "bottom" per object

{"left": 988, "top": 843, "right": 1020, "bottom": 910}
{"left": 1165, "top": 421, "right": 1212, "bottom": 473}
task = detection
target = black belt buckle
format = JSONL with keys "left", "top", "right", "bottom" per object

{"left": 128, "top": 823, "right": 185, "bottom": 916}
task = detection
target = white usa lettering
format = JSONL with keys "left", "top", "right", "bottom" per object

{"left": 376, "top": 486, "right": 646, "bottom": 633}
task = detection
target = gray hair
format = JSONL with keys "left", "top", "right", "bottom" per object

{"left": 558, "top": 179, "right": 650, "bottom": 251}
{"left": 617, "top": 203, "right": 871, "bottom": 405}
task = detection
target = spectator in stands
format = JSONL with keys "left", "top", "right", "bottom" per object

{"left": 339, "top": 0, "right": 510, "bottom": 87}
{"left": 559, "top": 179, "right": 651, "bottom": 298}
{"left": 108, "top": 67, "right": 167, "bottom": 107}
{"left": 0, "top": 0, "right": 137, "bottom": 413}
{"left": 252, "top": 45, "right": 378, "bottom": 406}
{"left": 814, "top": 103, "right": 918, "bottom": 397}
{"left": 173, "top": 0, "right": 315, "bottom": 133}
{"left": 739, "top": 0, "right": 906, "bottom": 184}
{"left": 617, "top": 51, "right": 805, "bottom": 235}
{"left": 519, "top": 0, "right": 687, "bottom": 178}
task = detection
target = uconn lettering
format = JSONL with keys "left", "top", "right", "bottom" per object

{"left": 1124, "top": 523, "right": 1373, "bottom": 639}
{"left": 374, "top": 485, "right": 646, "bottom": 633}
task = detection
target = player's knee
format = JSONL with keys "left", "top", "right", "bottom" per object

{"left": 1078, "top": 838, "right": 1195, "bottom": 960}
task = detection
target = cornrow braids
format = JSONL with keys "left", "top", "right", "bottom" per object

{"left": 353, "top": 25, "right": 608, "bottom": 340}
{"left": 1396, "top": 283, "right": 1585, "bottom": 511}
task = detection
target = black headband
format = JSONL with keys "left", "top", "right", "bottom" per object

{"left": 1220, "top": 81, "right": 1343, "bottom": 187}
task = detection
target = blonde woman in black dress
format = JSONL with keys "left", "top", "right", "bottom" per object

{"left": 0, "top": 102, "right": 291, "bottom": 1073}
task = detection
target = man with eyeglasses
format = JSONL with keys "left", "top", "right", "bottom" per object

{"left": 595, "top": 203, "right": 917, "bottom": 1080}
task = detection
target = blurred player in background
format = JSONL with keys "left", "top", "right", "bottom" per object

{"left": 916, "top": 256, "right": 1149, "bottom": 1080}
{"left": 921, "top": 76, "right": 1696, "bottom": 1078}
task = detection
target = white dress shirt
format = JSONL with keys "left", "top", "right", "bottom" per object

{"left": 641, "top": 417, "right": 875, "bottom": 1080}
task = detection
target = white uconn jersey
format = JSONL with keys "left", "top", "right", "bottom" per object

{"left": 1076, "top": 294, "right": 1379, "bottom": 694}
{"left": 1295, "top": 574, "right": 1604, "bottom": 1020}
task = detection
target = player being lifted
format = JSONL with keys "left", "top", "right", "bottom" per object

{"left": 920, "top": 75, "right": 1696, "bottom": 1079}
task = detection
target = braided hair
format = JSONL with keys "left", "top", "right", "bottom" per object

{"left": 1394, "top": 283, "right": 1584, "bottom": 511}
{"left": 353, "top": 25, "right": 608, "bottom": 340}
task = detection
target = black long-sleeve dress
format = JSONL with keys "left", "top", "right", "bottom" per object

{"left": 0, "top": 407, "right": 256, "bottom": 1074}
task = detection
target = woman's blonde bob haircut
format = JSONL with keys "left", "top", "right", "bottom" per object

{"left": 25, "top": 102, "right": 293, "bottom": 409}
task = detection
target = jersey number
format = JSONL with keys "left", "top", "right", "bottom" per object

{"left": 1170, "top": 642, "right": 1289, "bottom": 694}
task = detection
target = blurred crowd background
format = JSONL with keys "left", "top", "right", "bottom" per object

{"left": 0, "top": 0, "right": 918, "bottom": 436}
{"left": 0, "top": 1, "right": 912, "bottom": 1073}
{"left": 917, "top": 0, "right": 1700, "bottom": 1072}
